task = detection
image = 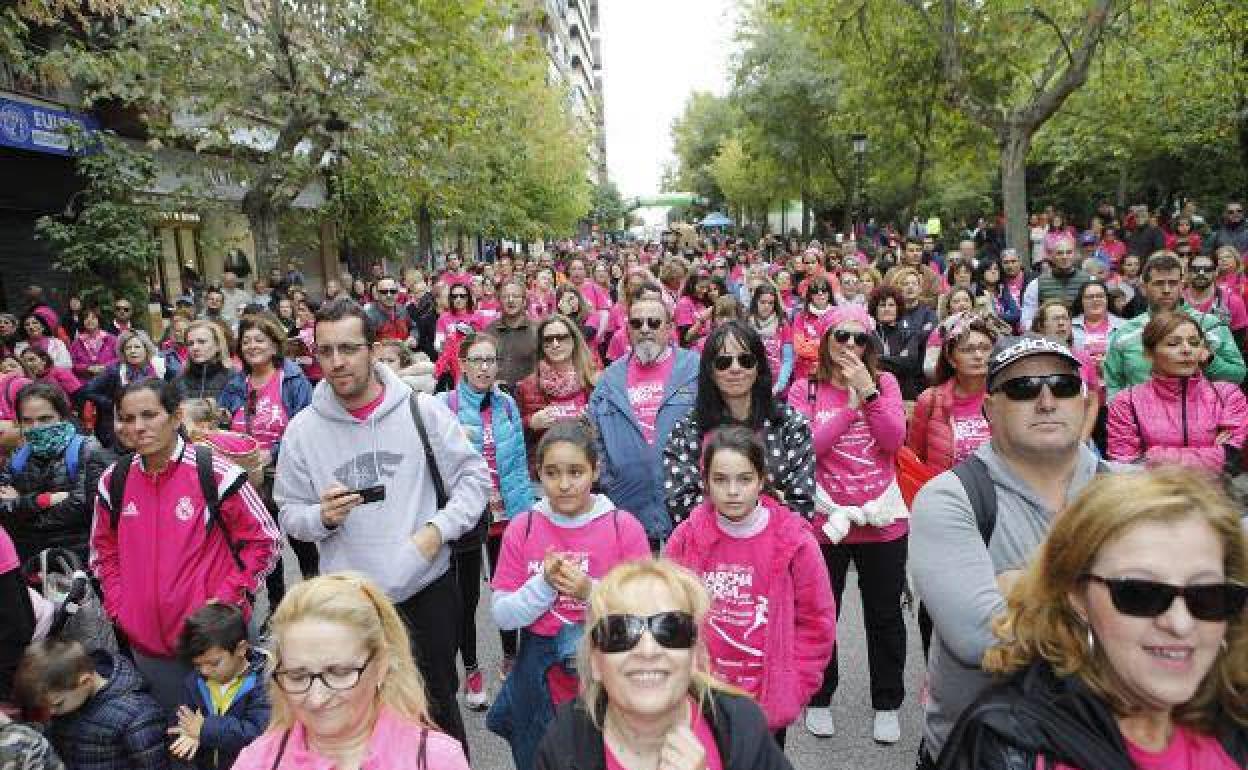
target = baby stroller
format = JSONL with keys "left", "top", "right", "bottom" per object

{"left": 22, "top": 547, "right": 117, "bottom": 655}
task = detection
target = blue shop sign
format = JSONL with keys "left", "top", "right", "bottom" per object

{"left": 0, "top": 96, "right": 97, "bottom": 156}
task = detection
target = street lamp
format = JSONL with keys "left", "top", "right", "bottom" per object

{"left": 850, "top": 132, "right": 868, "bottom": 235}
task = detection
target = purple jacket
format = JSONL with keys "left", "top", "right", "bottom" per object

{"left": 665, "top": 494, "right": 836, "bottom": 730}
{"left": 70, "top": 332, "right": 119, "bottom": 380}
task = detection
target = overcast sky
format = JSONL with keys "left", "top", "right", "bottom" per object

{"left": 601, "top": 0, "right": 739, "bottom": 200}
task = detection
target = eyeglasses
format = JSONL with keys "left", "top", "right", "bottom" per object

{"left": 272, "top": 650, "right": 375, "bottom": 694}
{"left": 1083, "top": 574, "right": 1248, "bottom": 622}
{"left": 315, "top": 342, "right": 369, "bottom": 359}
{"left": 590, "top": 611, "right": 698, "bottom": 654}
{"left": 450, "top": 293, "right": 470, "bottom": 300}
{"left": 1227, "top": 208, "right": 1243, "bottom": 215}
{"left": 713, "top": 352, "right": 757, "bottom": 371}
{"left": 1189, "top": 265, "right": 1216, "bottom": 275}
{"left": 809, "top": 286, "right": 830, "bottom": 295}
{"left": 992, "top": 373, "right": 1083, "bottom": 401}
{"left": 465, "top": 355, "right": 498, "bottom": 368}
{"left": 629, "top": 317, "right": 664, "bottom": 331}
{"left": 377, "top": 288, "right": 400, "bottom": 295}
{"left": 542, "top": 332, "right": 572, "bottom": 346}
{"left": 1053, "top": 249, "right": 1074, "bottom": 255}
{"left": 1082, "top": 293, "right": 1108, "bottom": 301}
{"left": 114, "top": 305, "right": 131, "bottom": 312}
{"left": 954, "top": 343, "right": 993, "bottom": 355}
{"left": 833, "top": 329, "right": 870, "bottom": 347}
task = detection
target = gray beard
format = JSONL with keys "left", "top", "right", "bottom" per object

{"left": 633, "top": 340, "right": 663, "bottom": 364}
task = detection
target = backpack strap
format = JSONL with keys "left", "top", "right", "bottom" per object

{"left": 9, "top": 445, "right": 30, "bottom": 476}
{"left": 195, "top": 444, "right": 245, "bottom": 571}
{"left": 106, "top": 452, "right": 135, "bottom": 531}
{"left": 409, "top": 394, "right": 448, "bottom": 509}
{"left": 951, "top": 454, "right": 998, "bottom": 546}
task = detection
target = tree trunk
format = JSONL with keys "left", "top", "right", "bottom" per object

{"left": 243, "top": 197, "right": 280, "bottom": 273}
{"left": 417, "top": 201, "right": 434, "bottom": 270}
{"left": 1000, "top": 124, "right": 1033, "bottom": 265}
{"left": 908, "top": 99, "right": 936, "bottom": 222}
{"left": 800, "top": 153, "right": 811, "bottom": 239}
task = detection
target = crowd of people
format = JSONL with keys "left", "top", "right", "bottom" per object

{"left": 0, "top": 197, "right": 1246, "bottom": 770}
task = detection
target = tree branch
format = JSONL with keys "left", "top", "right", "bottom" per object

{"left": 1018, "top": 0, "right": 1116, "bottom": 128}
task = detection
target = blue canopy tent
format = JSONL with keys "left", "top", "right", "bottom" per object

{"left": 699, "top": 212, "right": 734, "bottom": 230}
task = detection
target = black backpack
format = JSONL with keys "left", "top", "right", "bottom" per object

{"left": 102, "top": 444, "right": 246, "bottom": 570}
{"left": 951, "top": 454, "right": 1111, "bottom": 545}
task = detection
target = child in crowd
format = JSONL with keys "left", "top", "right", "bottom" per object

{"left": 372, "top": 339, "right": 435, "bottom": 394}
{"left": 181, "top": 399, "right": 265, "bottom": 489}
{"left": 169, "top": 603, "right": 270, "bottom": 770}
{"left": 15, "top": 638, "right": 169, "bottom": 770}
{"left": 486, "top": 418, "right": 650, "bottom": 770}
{"left": 666, "top": 425, "right": 836, "bottom": 744}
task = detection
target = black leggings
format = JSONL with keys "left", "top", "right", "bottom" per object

{"left": 453, "top": 545, "right": 484, "bottom": 671}
{"left": 485, "top": 531, "right": 518, "bottom": 659}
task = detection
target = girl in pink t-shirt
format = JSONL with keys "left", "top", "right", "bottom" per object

{"left": 666, "top": 426, "right": 835, "bottom": 736}
{"left": 487, "top": 419, "right": 650, "bottom": 770}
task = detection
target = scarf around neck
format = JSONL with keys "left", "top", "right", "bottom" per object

{"left": 538, "top": 360, "right": 582, "bottom": 399}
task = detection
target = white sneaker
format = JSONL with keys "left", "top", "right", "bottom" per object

{"left": 873, "top": 710, "right": 901, "bottom": 744}
{"left": 805, "top": 706, "right": 835, "bottom": 737}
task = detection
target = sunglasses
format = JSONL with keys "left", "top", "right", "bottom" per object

{"left": 993, "top": 373, "right": 1083, "bottom": 401}
{"left": 542, "top": 332, "right": 572, "bottom": 346}
{"left": 1189, "top": 265, "right": 1216, "bottom": 274}
{"left": 629, "top": 317, "right": 663, "bottom": 330}
{"left": 591, "top": 611, "right": 698, "bottom": 654}
{"left": 1083, "top": 574, "right": 1248, "bottom": 622}
{"left": 713, "top": 352, "right": 757, "bottom": 371}
{"left": 833, "top": 329, "right": 870, "bottom": 347}
{"left": 809, "top": 286, "right": 831, "bottom": 295}
{"left": 377, "top": 288, "right": 400, "bottom": 295}
{"left": 450, "top": 293, "right": 470, "bottom": 300}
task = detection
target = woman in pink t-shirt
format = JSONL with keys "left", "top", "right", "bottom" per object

{"left": 487, "top": 419, "right": 650, "bottom": 770}
{"left": 666, "top": 426, "right": 835, "bottom": 740}
{"left": 675, "top": 273, "right": 714, "bottom": 347}
{"left": 786, "top": 305, "right": 909, "bottom": 744}
{"left": 937, "top": 469, "right": 1248, "bottom": 770}
{"left": 534, "top": 559, "right": 793, "bottom": 770}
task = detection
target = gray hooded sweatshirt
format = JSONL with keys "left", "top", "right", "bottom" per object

{"left": 910, "top": 441, "right": 1108, "bottom": 756}
{"left": 275, "top": 363, "right": 491, "bottom": 602}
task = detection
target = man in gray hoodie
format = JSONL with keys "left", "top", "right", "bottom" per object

{"left": 275, "top": 298, "right": 490, "bottom": 749}
{"left": 911, "top": 336, "right": 1110, "bottom": 767}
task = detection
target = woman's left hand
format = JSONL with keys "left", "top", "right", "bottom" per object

{"left": 837, "top": 350, "right": 875, "bottom": 395}
{"left": 659, "top": 725, "right": 707, "bottom": 770}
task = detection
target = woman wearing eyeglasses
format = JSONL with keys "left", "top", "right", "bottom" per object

{"left": 219, "top": 314, "right": 314, "bottom": 611}
{"left": 663, "top": 320, "right": 814, "bottom": 527}
{"left": 787, "top": 305, "right": 909, "bottom": 743}
{"left": 666, "top": 427, "right": 833, "bottom": 744}
{"left": 1107, "top": 312, "right": 1248, "bottom": 472}
{"left": 791, "top": 278, "right": 836, "bottom": 384}
{"left": 231, "top": 574, "right": 470, "bottom": 770}
{"left": 535, "top": 559, "right": 794, "bottom": 770}
{"left": 440, "top": 331, "right": 534, "bottom": 712}
{"left": 937, "top": 468, "right": 1248, "bottom": 770}
{"left": 517, "top": 316, "right": 601, "bottom": 471}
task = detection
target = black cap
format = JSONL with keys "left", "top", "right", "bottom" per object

{"left": 987, "top": 336, "right": 1083, "bottom": 391}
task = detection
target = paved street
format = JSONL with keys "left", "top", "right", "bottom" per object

{"left": 458, "top": 566, "right": 926, "bottom": 770}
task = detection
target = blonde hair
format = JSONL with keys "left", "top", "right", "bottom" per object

{"left": 576, "top": 559, "right": 739, "bottom": 727}
{"left": 267, "top": 573, "right": 432, "bottom": 731}
{"left": 181, "top": 398, "right": 227, "bottom": 438}
{"left": 186, "top": 320, "right": 230, "bottom": 367}
{"left": 984, "top": 468, "right": 1248, "bottom": 732}
{"left": 888, "top": 266, "right": 922, "bottom": 289}
{"left": 537, "top": 313, "right": 599, "bottom": 390}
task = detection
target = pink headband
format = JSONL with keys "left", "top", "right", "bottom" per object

{"left": 826, "top": 304, "right": 876, "bottom": 332}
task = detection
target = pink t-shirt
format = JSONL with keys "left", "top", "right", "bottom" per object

{"left": 757, "top": 323, "right": 792, "bottom": 384}
{"left": 229, "top": 372, "right": 288, "bottom": 450}
{"left": 1052, "top": 726, "right": 1240, "bottom": 770}
{"left": 604, "top": 699, "right": 724, "bottom": 770}
{"left": 573, "top": 280, "right": 612, "bottom": 312}
{"left": 626, "top": 348, "right": 675, "bottom": 444}
{"left": 949, "top": 390, "right": 990, "bottom": 463}
{"left": 490, "top": 509, "right": 651, "bottom": 636}
{"left": 347, "top": 385, "right": 386, "bottom": 421}
{"left": 476, "top": 300, "right": 502, "bottom": 324}
{"left": 700, "top": 531, "right": 773, "bottom": 696}
{"left": 0, "top": 527, "right": 18, "bottom": 573}
{"left": 674, "top": 296, "right": 702, "bottom": 328}
{"left": 1187, "top": 289, "right": 1248, "bottom": 332}
{"left": 1081, "top": 318, "right": 1111, "bottom": 361}
{"left": 606, "top": 327, "right": 632, "bottom": 361}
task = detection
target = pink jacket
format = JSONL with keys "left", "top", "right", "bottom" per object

{"left": 665, "top": 495, "right": 835, "bottom": 730}
{"left": 1107, "top": 374, "right": 1248, "bottom": 473}
{"left": 907, "top": 381, "right": 958, "bottom": 473}
{"left": 90, "top": 438, "right": 280, "bottom": 657}
{"left": 788, "top": 372, "right": 908, "bottom": 543}
{"left": 232, "top": 708, "right": 469, "bottom": 770}
{"left": 69, "top": 331, "right": 119, "bottom": 380}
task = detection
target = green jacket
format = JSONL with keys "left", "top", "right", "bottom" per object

{"left": 1102, "top": 305, "right": 1246, "bottom": 400}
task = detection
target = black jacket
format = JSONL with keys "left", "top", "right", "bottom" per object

{"left": 171, "top": 361, "right": 232, "bottom": 404}
{"left": 406, "top": 293, "right": 439, "bottom": 362}
{"left": 877, "top": 320, "right": 927, "bottom": 401}
{"left": 0, "top": 434, "right": 106, "bottom": 562}
{"left": 938, "top": 661, "right": 1248, "bottom": 770}
{"left": 535, "top": 692, "right": 792, "bottom": 770}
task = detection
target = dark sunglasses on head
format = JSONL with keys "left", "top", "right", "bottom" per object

{"left": 629, "top": 317, "right": 663, "bottom": 330}
{"left": 542, "top": 332, "right": 572, "bottom": 345}
{"left": 993, "top": 373, "right": 1082, "bottom": 401}
{"left": 1083, "top": 574, "right": 1248, "bottom": 622}
{"left": 833, "top": 329, "right": 870, "bottom": 347}
{"left": 591, "top": 611, "right": 698, "bottom": 654}
{"left": 713, "top": 352, "right": 757, "bottom": 371}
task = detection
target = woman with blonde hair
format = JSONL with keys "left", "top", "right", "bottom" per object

{"left": 171, "top": 319, "right": 233, "bottom": 403}
{"left": 938, "top": 468, "right": 1248, "bottom": 769}
{"left": 516, "top": 314, "right": 601, "bottom": 467}
{"left": 231, "top": 573, "right": 470, "bottom": 770}
{"left": 535, "top": 559, "right": 792, "bottom": 770}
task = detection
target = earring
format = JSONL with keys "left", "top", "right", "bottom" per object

{"left": 1086, "top": 627, "right": 1096, "bottom": 655}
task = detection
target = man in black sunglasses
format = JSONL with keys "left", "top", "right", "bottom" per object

{"left": 910, "top": 335, "right": 1115, "bottom": 767}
